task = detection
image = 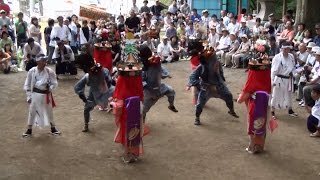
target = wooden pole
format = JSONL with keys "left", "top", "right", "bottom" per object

{"left": 238, "top": 0, "right": 242, "bottom": 15}
{"left": 282, "top": 0, "right": 287, "bottom": 17}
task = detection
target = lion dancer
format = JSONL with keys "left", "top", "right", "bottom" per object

{"left": 237, "top": 59, "right": 272, "bottom": 154}
{"left": 187, "top": 44, "right": 239, "bottom": 125}
{"left": 140, "top": 45, "right": 178, "bottom": 122}
{"left": 74, "top": 63, "right": 115, "bottom": 132}
{"left": 112, "top": 41, "right": 149, "bottom": 163}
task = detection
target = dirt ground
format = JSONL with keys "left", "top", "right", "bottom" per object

{"left": 0, "top": 61, "right": 319, "bottom": 180}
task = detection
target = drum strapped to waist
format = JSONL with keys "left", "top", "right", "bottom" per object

{"left": 33, "top": 88, "right": 49, "bottom": 94}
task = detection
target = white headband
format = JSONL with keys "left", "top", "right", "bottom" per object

{"left": 281, "top": 45, "right": 293, "bottom": 49}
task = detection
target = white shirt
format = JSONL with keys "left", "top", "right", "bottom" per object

{"left": 217, "top": 35, "right": 231, "bottom": 50}
{"left": 297, "top": 51, "right": 309, "bottom": 63}
{"left": 29, "top": 24, "right": 41, "bottom": 43}
{"left": 49, "top": 24, "right": 72, "bottom": 47}
{"left": 252, "top": 25, "right": 263, "bottom": 36}
{"left": 23, "top": 42, "right": 44, "bottom": 60}
{"left": 311, "top": 61, "right": 320, "bottom": 83}
{"left": 208, "top": 33, "right": 219, "bottom": 47}
{"left": 157, "top": 42, "right": 172, "bottom": 57}
{"left": 312, "top": 100, "right": 320, "bottom": 127}
{"left": 271, "top": 53, "right": 296, "bottom": 83}
{"left": 227, "top": 22, "right": 240, "bottom": 34}
{"left": 306, "top": 53, "right": 316, "bottom": 66}
{"left": 52, "top": 45, "right": 75, "bottom": 63}
{"left": 223, "top": 16, "right": 230, "bottom": 26}
{"left": 201, "top": 16, "right": 211, "bottom": 28}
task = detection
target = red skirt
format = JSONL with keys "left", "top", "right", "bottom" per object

{"left": 93, "top": 48, "right": 113, "bottom": 72}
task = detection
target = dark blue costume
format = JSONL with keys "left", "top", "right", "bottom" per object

{"left": 188, "top": 50, "right": 238, "bottom": 125}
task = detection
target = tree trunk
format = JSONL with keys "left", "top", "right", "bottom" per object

{"left": 295, "top": 0, "right": 320, "bottom": 29}
{"left": 282, "top": 0, "right": 287, "bottom": 17}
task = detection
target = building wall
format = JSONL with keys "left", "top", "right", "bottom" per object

{"left": 191, "top": 0, "right": 248, "bottom": 16}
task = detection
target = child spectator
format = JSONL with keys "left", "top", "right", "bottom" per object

{"left": 4, "top": 43, "right": 16, "bottom": 65}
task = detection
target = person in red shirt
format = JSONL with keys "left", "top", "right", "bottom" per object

{"left": 0, "top": 0, "right": 10, "bottom": 16}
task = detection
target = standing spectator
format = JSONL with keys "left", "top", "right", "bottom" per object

{"left": 81, "top": 20, "right": 90, "bottom": 43}
{"left": 125, "top": 10, "right": 140, "bottom": 33}
{"left": 201, "top": 10, "right": 211, "bottom": 29}
{"left": 190, "top": 9, "right": 201, "bottom": 22}
{"left": 220, "top": 10, "right": 230, "bottom": 27}
{"left": 0, "top": 9, "right": 10, "bottom": 28}
{"left": 15, "top": 12, "right": 28, "bottom": 49}
{"left": 117, "top": 15, "right": 125, "bottom": 33}
{"left": 293, "top": 23, "right": 306, "bottom": 48}
{"left": 268, "top": 36, "right": 280, "bottom": 59}
{"left": 263, "top": 13, "right": 277, "bottom": 36}
{"left": 150, "top": 0, "right": 164, "bottom": 21}
{"left": 29, "top": 17, "right": 41, "bottom": 44}
{"left": 140, "top": 0, "right": 151, "bottom": 14}
{"left": 313, "top": 24, "right": 320, "bottom": 46}
{"left": 0, "top": 0, "right": 10, "bottom": 15}
{"left": 49, "top": 16, "right": 72, "bottom": 63}
{"left": 165, "top": 22, "right": 177, "bottom": 39}
{"left": 168, "top": 0, "right": 178, "bottom": 15}
{"left": 44, "top": 19, "right": 54, "bottom": 58}
{"left": 179, "top": 0, "right": 190, "bottom": 16}
{"left": 131, "top": 0, "right": 139, "bottom": 14}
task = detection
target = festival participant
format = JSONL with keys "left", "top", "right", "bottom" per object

{"left": 187, "top": 41, "right": 239, "bottom": 125}
{"left": 22, "top": 54, "right": 60, "bottom": 137}
{"left": 237, "top": 57, "right": 272, "bottom": 154}
{"left": 140, "top": 44, "right": 178, "bottom": 122}
{"left": 271, "top": 43, "right": 298, "bottom": 118}
{"left": 23, "top": 38, "right": 44, "bottom": 71}
{"left": 112, "top": 41, "right": 148, "bottom": 163}
{"left": 74, "top": 63, "right": 114, "bottom": 132}
{"left": 93, "top": 40, "right": 113, "bottom": 73}
{"left": 77, "top": 46, "right": 95, "bottom": 73}
{"left": 52, "top": 39, "right": 77, "bottom": 79}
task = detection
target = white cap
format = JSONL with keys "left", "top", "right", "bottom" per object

{"left": 229, "top": 32, "right": 236, "bottom": 36}
{"left": 312, "top": 46, "right": 320, "bottom": 52}
{"left": 241, "top": 34, "right": 248, "bottom": 39}
{"left": 307, "top": 42, "right": 316, "bottom": 48}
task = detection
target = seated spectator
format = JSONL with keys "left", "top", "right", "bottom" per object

{"left": 209, "top": 14, "right": 218, "bottom": 28}
{"left": 140, "top": 12, "right": 151, "bottom": 28}
{"left": 165, "top": 22, "right": 177, "bottom": 39}
{"left": 238, "top": 18, "right": 251, "bottom": 40}
{"left": 190, "top": 8, "right": 201, "bottom": 22}
{"left": 252, "top": 18, "right": 263, "bottom": 36}
{"left": 307, "top": 84, "right": 320, "bottom": 137}
{"left": 150, "top": 0, "right": 164, "bottom": 21}
{"left": 294, "top": 43, "right": 309, "bottom": 99}
{"left": 305, "top": 42, "right": 317, "bottom": 66}
{"left": 223, "top": 32, "right": 240, "bottom": 67}
{"left": 179, "top": 0, "right": 190, "bottom": 16}
{"left": 0, "top": 31, "right": 12, "bottom": 49}
{"left": 216, "top": 18, "right": 226, "bottom": 36}
{"left": 293, "top": 23, "right": 306, "bottom": 48}
{"left": 227, "top": 16, "right": 240, "bottom": 34}
{"left": 142, "top": 36, "right": 156, "bottom": 52}
{"left": 24, "top": 38, "right": 44, "bottom": 71}
{"left": 231, "top": 34, "right": 250, "bottom": 68}
{"left": 177, "top": 22, "right": 186, "bottom": 38}
{"left": 0, "top": 48, "right": 11, "bottom": 74}
{"left": 269, "top": 36, "right": 280, "bottom": 60}
{"left": 185, "top": 21, "right": 196, "bottom": 37}
{"left": 314, "top": 24, "right": 320, "bottom": 46}
{"left": 216, "top": 28, "right": 231, "bottom": 57}
{"left": 140, "top": 24, "right": 149, "bottom": 42}
{"left": 279, "top": 21, "right": 295, "bottom": 46}
{"left": 0, "top": 9, "right": 10, "bottom": 27}
{"left": 157, "top": 36, "right": 172, "bottom": 62}
{"left": 163, "top": 12, "right": 173, "bottom": 29}
{"left": 208, "top": 27, "right": 219, "bottom": 48}
{"left": 169, "top": 35, "right": 181, "bottom": 62}
{"left": 201, "top": 10, "right": 210, "bottom": 28}
{"left": 140, "top": 0, "right": 151, "bottom": 14}
{"left": 179, "top": 35, "right": 188, "bottom": 58}
{"left": 264, "top": 13, "right": 278, "bottom": 36}
{"left": 303, "top": 50, "right": 320, "bottom": 111}
{"left": 4, "top": 43, "right": 16, "bottom": 65}
{"left": 276, "top": 15, "right": 291, "bottom": 35}
{"left": 303, "top": 29, "right": 313, "bottom": 45}
{"left": 168, "top": 0, "right": 178, "bottom": 15}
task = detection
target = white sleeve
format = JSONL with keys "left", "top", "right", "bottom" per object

{"left": 50, "top": 26, "right": 57, "bottom": 41}
{"left": 79, "top": 29, "right": 87, "bottom": 45}
{"left": 23, "top": 44, "right": 28, "bottom": 59}
{"left": 48, "top": 68, "right": 58, "bottom": 91}
{"left": 271, "top": 55, "right": 280, "bottom": 83}
{"left": 68, "top": 47, "right": 75, "bottom": 61}
{"left": 66, "top": 27, "right": 72, "bottom": 42}
{"left": 52, "top": 47, "right": 59, "bottom": 59}
{"left": 24, "top": 70, "right": 33, "bottom": 101}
